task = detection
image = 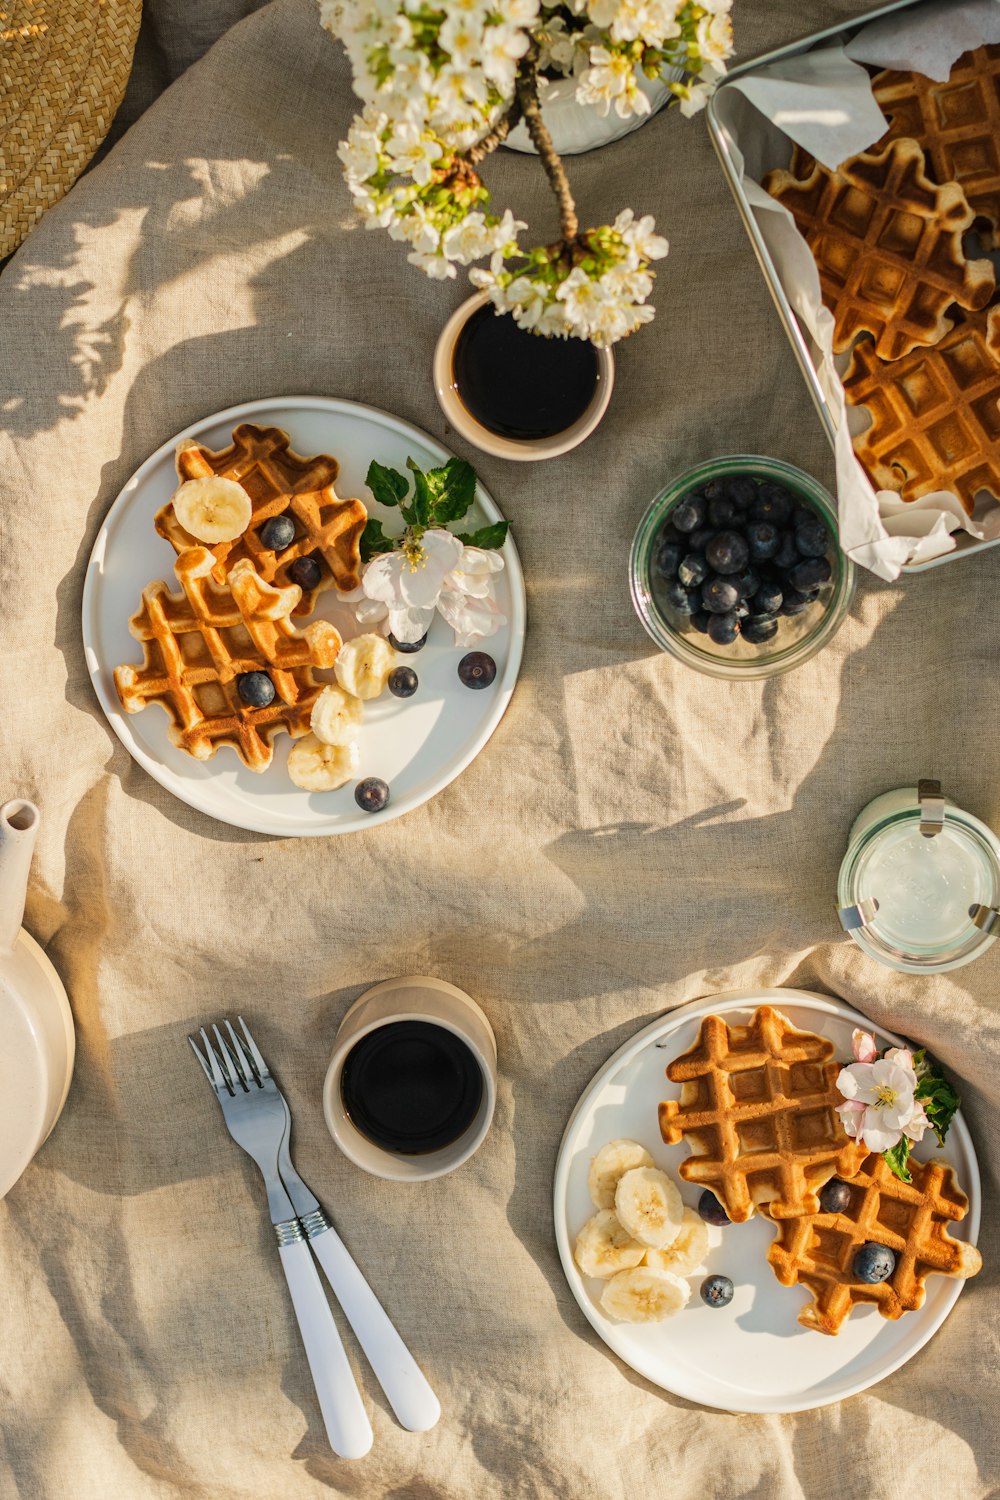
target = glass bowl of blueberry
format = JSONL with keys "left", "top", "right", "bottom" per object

{"left": 629, "top": 455, "right": 855, "bottom": 679}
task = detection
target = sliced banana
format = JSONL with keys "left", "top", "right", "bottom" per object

{"left": 171, "top": 476, "right": 252, "bottom": 543}
{"left": 574, "top": 1210, "right": 646, "bottom": 1280}
{"left": 287, "top": 733, "right": 359, "bottom": 792}
{"left": 587, "top": 1139, "right": 655, "bottom": 1211}
{"left": 600, "top": 1267, "right": 691, "bottom": 1324}
{"left": 310, "top": 685, "right": 364, "bottom": 747}
{"left": 615, "top": 1166, "right": 683, "bottom": 1250}
{"left": 643, "top": 1207, "right": 709, "bottom": 1277}
{"left": 334, "top": 633, "right": 396, "bottom": 700}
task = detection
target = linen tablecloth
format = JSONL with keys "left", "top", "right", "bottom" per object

{"left": 1, "top": 2, "right": 997, "bottom": 1495}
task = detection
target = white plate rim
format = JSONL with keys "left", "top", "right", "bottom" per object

{"left": 81, "top": 395, "right": 526, "bottom": 836}
{"left": 552, "top": 987, "right": 982, "bottom": 1414}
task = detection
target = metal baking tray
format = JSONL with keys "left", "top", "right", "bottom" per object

{"left": 705, "top": 0, "right": 999, "bottom": 572}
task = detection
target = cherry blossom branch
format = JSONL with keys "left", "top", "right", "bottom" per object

{"left": 516, "top": 46, "right": 579, "bottom": 245}
{"left": 465, "top": 97, "right": 523, "bottom": 166}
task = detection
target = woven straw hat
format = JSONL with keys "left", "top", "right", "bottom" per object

{"left": 1, "top": 0, "right": 142, "bottom": 257}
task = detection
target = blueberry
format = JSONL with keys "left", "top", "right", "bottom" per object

{"left": 746, "top": 521, "right": 780, "bottom": 561}
{"left": 706, "top": 530, "right": 750, "bottom": 576}
{"left": 698, "top": 1189, "right": 731, "bottom": 1226}
{"left": 355, "top": 777, "right": 390, "bottom": 813}
{"left": 796, "top": 519, "right": 830, "bottom": 557}
{"left": 672, "top": 492, "right": 708, "bottom": 534}
{"left": 458, "top": 651, "right": 497, "bottom": 688}
{"left": 389, "top": 632, "right": 427, "bottom": 654}
{"left": 707, "top": 610, "right": 740, "bottom": 646}
{"left": 700, "top": 1274, "right": 735, "bottom": 1308}
{"left": 665, "top": 580, "right": 701, "bottom": 614}
{"left": 236, "top": 671, "right": 275, "bottom": 708}
{"left": 288, "top": 555, "right": 322, "bottom": 591}
{"left": 781, "top": 589, "right": 814, "bottom": 617}
{"left": 734, "top": 567, "right": 760, "bottom": 601}
{"left": 702, "top": 478, "right": 728, "bottom": 503}
{"left": 727, "top": 475, "right": 757, "bottom": 509}
{"left": 820, "top": 1178, "right": 852, "bottom": 1215}
{"left": 754, "top": 577, "right": 783, "bottom": 614}
{"left": 678, "top": 552, "right": 709, "bottom": 588}
{"left": 659, "top": 521, "right": 682, "bottom": 545}
{"left": 793, "top": 502, "right": 818, "bottom": 530}
{"left": 702, "top": 577, "right": 740, "bottom": 614}
{"left": 789, "top": 556, "right": 832, "bottom": 593}
{"left": 689, "top": 526, "right": 717, "bottom": 554}
{"left": 259, "top": 514, "right": 296, "bottom": 551}
{"left": 751, "top": 483, "right": 794, "bottom": 525}
{"left": 388, "top": 666, "right": 418, "bottom": 698}
{"left": 655, "top": 540, "right": 683, "bottom": 579}
{"left": 853, "top": 1242, "right": 896, "bottom": 1285}
{"left": 773, "top": 532, "right": 800, "bottom": 572}
{"left": 708, "top": 496, "right": 738, "bottom": 528}
{"left": 742, "top": 613, "right": 779, "bottom": 645}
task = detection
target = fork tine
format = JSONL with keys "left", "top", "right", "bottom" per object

{"left": 213, "top": 1022, "right": 248, "bottom": 1091}
{"left": 199, "top": 1026, "right": 232, "bottom": 1094}
{"left": 237, "top": 1016, "right": 271, "bottom": 1079}
{"left": 225, "top": 1019, "right": 261, "bottom": 1086}
{"left": 188, "top": 1033, "right": 216, "bottom": 1088}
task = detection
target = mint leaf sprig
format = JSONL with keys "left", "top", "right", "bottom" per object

{"left": 361, "top": 456, "right": 509, "bottom": 563}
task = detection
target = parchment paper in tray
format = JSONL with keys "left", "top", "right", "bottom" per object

{"left": 713, "top": 0, "right": 1000, "bottom": 579}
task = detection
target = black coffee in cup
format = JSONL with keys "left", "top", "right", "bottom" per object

{"left": 452, "top": 303, "right": 601, "bottom": 441}
{"left": 340, "top": 1020, "right": 484, "bottom": 1155}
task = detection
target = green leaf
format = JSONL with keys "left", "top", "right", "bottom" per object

{"left": 406, "top": 457, "right": 433, "bottom": 527}
{"left": 455, "top": 521, "right": 509, "bottom": 550}
{"left": 359, "top": 518, "right": 395, "bottom": 563}
{"left": 426, "top": 457, "right": 477, "bottom": 524}
{"left": 883, "top": 1138, "right": 912, "bottom": 1183}
{"left": 365, "top": 460, "right": 410, "bottom": 509}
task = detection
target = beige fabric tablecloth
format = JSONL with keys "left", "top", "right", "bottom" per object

{"left": 1, "top": 2, "right": 998, "bottom": 1495}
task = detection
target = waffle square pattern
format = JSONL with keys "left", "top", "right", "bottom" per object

{"left": 659, "top": 1006, "right": 869, "bottom": 1224}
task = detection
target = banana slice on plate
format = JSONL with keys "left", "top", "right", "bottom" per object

{"left": 311, "top": 685, "right": 364, "bottom": 747}
{"left": 587, "top": 1139, "right": 655, "bottom": 1211}
{"left": 171, "top": 477, "right": 252, "bottom": 543}
{"left": 574, "top": 1210, "right": 646, "bottom": 1280}
{"left": 600, "top": 1266, "right": 691, "bottom": 1324}
{"left": 615, "top": 1166, "right": 683, "bottom": 1250}
{"left": 287, "top": 734, "right": 359, "bottom": 792}
{"left": 335, "top": 634, "right": 396, "bottom": 700}
{"left": 642, "top": 1206, "right": 709, "bottom": 1277}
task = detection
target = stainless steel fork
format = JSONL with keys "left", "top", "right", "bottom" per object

{"left": 189, "top": 1023, "right": 373, "bottom": 1459}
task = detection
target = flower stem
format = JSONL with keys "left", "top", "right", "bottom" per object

{"left": 516, "top": 46, "right": 579, "bottom": 244}
{"left": 466, "top": 97, "right": 523, "bottom": 165}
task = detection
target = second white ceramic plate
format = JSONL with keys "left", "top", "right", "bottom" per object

{"left": 553, "top": 988, "right": 981, "bottom": 1413}
{"left": 82, "top": 397, "right": 526, "bottom": 835}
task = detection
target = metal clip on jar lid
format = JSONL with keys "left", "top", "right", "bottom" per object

{"left": 918, "top": 779, "right": 945, "bottom": 838}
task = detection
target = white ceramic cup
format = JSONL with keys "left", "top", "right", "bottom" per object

{"left": 323, "top": 976, "right": 497, "bottom": 1182}
{"left": 432, "top": 291, "right": 614, "bottom": 462}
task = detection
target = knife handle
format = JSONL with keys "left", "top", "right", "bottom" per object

{"left": 304, "top": 1215, "right": 440, "bottom": 1433}
{"left": 277, "top": 1235, "right": 373, "bottom": 1458}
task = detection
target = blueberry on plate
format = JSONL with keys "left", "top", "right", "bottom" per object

{"left": 672, "top": 492, "right": 708, "bottom": 534}
{"left": 288, "top": 554, "right": 323, "bottom": 591}
{"left": 259, "top": 514, "right": 296, "bottom": 551}
{"left": 388, "top": 666, "right": 418, "bottom": 698}
{"left": 707, "top": 610, "right": 740, "bottom": 646}
{"left": 666, "top": 579, "right": 701, "bottom": 614}
{"left": 389, "top": 631, "right": 428, "bottom": 653}
{"left": 745, "top": 521, "right": 780, "bottom": 561}
{"left": 796, "top": 518, "right": 831, "bottom": 557}
{"left": 702, "top": 577, "right": 740, "bottom": 614}
{"left": 781, "top": 589, "right": 814, "bottom": 617}
{"left": 678, "top": 552, "right": 709, "bottom": 588}
{"left": 355, "top": 777, "right": 390, "bottom": 813}
{"left": 773, "top": 532, "right": 800, "bottom": 572}
{"left": 698, "top": 1189, "right": 731, "bottom": 1226}
{"left": 789, "top": 555, "right": 832, "bottom": 593}
{"left": 236, "top": 671, "right": 275, "bottom": 708}
{"left": 689, "top": 525, "right": 716, "bottom": 554}
{"left": 820, "top": 1178, "right": 852, "bottom": 1215}
{"left": 751, "top": 483, "right": 794, "bottom": 526}
{"left": 701, "top": 1274, "right": 735, "bottom": 1308}
{"left": 754, "top": 577, "right": 783, "bottom": 614}
{"left": 708, "top": 496, "right": 738, "bottom": 528}
{"left": 690, "top": 609, "right": 711, "bottom": 635}
{"left": 853, "top": 1242, "right": 896, "bottom": 1285}
{"left": 655, "top": 540, "right": 683, "bottom": 579}
{"left": 458, "top": 651, "right": 497, "bottom": 688}
{"left": 727, "top": 475, "right": 757, "bottom": 510}
{"left": 742, "top": 613, "right": 779, "bottom": 645}
{"left": 706, "top": 530, "right": 750, "bottom": 576}
{"left": 734, "top": 567, "right": 760, "bottom": 601}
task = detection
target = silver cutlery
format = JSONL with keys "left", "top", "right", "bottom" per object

{"left": 189, "top": 1022, "right": 373, "bottom": 1459}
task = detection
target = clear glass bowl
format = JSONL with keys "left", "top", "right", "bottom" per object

{"left": 629, "top": 454, "right": 856, "bottom": 680}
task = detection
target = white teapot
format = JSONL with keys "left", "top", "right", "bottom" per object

{"left": 0, "top": 801, "right": 75, "bottom": 1198}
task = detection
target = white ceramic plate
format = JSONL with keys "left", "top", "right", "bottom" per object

{"left": 553, "top": 988, "right": 981, "bottom": 1413}
{"left": 82, "top": 397, "right": 526, "bottom": 836}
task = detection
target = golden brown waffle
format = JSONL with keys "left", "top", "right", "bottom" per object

{"left": 844, "top": 305, "right": 1000, "bottom": 514}
{"left": 764, "top": 138, "right": 994, "bottom": 359}
{"left": 658, "top": 1007, "right": 869, "bottom": 1224}
{"left": 114, "top": 548, "right": 341, "bottom": 772}
{"left": 155, "top": 423, "right": 367, "bottom": 611}
{"left": 874, "top": 46, "right": 1000, "bottom": 249}
{"left": 765, "top": 1154, "right": 982, "bottom": 1336}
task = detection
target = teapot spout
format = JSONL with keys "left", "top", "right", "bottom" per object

{"left": 0, "top": 801, "right": 40, "bottom": 955}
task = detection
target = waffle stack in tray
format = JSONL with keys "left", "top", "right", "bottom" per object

{"left": 764, "top": 46, "right": 1000, "bottom": 516}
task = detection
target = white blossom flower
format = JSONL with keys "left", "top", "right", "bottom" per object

{"left": 442, "top": 212, "right": 497, "bottom": 264}
{"left": 614, "top": 208, "right": 668, "bottom": 261}
{"left": 577, "top": 45, "right": 650, "bottom": 119}
{"left": 352, "top": 530, "right": 506, "bottom": 645}
{"left": 836, "top": 1055, "right": 926, "bottom": 1155}
{"left": 407, "top": 249, "right": 457, "bottom": 278}
{"left": 480, "top": 22, "right": 531, "bottom": 92}
{"left": 385, "top": 121, "right": 442, "bottom": 185}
